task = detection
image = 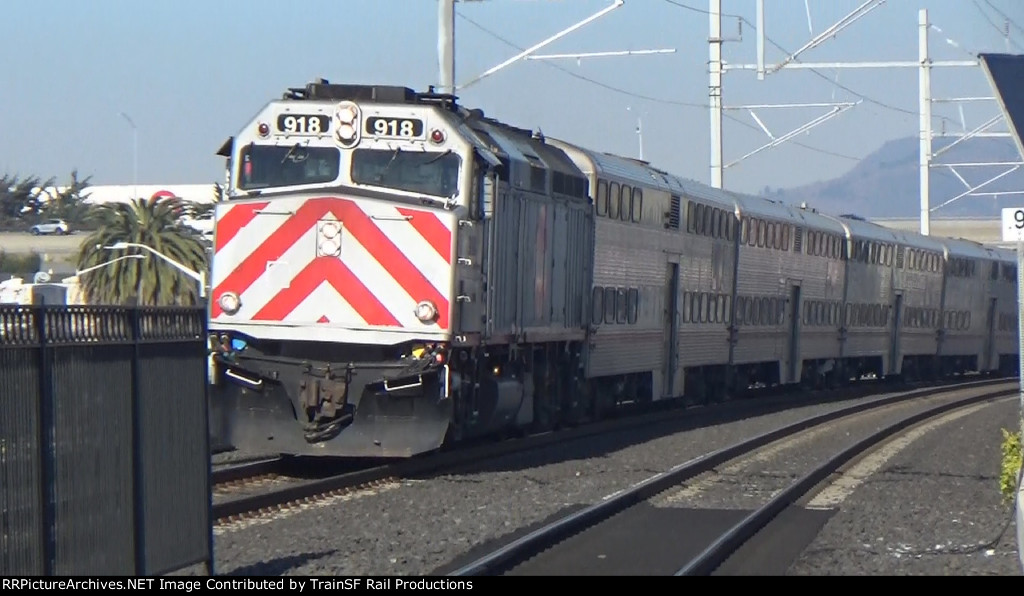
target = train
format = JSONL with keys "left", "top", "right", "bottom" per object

{"left": 206, "top": 79, "right": 1020, "bottom": 458}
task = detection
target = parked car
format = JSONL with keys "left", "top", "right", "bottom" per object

{"left": 30, "top": 219, "right": 70, "bottom": 235}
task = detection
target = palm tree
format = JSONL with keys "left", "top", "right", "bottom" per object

{"left": 76, "top": 196, "right": 209, "bottom": 306}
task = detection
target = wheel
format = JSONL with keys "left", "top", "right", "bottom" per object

{"left": 30, "top": 228, "right": 39, "bottom": 235}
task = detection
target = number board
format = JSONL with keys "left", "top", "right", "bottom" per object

{"left": 1001, "top": 208, "right": 1024, "bottom": 243}
{"left": 276, "top": 114, "right": 330, "bottom": 135}
{"left": 365, "top": 117, "right": 424, "bottom": 139}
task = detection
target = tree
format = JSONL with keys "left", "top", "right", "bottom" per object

{"left": 75, "top": 196, "right": 209, "bottom": 306}
{"left": 185, "top": 182, "right": 224, "bottom": 221}
{"left": 38, "top": 170, "right": 93, "bottom": 227}
{"left": 0, "top": 174, "right": 51, "bottom": 227}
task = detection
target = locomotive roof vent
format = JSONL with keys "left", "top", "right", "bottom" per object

{"left": 284, "top": 79, "right": 418, "bottom": 103}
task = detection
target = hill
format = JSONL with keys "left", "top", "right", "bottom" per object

{"left": 764, "top": 135, "right": 1024, "bottom": 219}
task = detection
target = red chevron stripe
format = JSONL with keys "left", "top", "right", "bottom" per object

{"left": 211, "top": 196, "right": 451, "bottom": 329}
{"left": 251, "top": 257, "right": 400, "bottom": 326}
{"left": 343, "top": 209, "right": 450, "bottom": 329}
{"left": 211, "top": 198, "right": 339, "bottom": 317}
{"left": 396, "top": 207, "right": 452, "bottom": 263}
{"left": 214, "top": 201, "right": 269, "bottom": 252}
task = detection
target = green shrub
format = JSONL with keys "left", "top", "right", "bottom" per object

{"left": 999, "top": 427, "right": 1023, "bottom": 504}
{"left": 0, "top": 250, "right": 42, "bottom": 276}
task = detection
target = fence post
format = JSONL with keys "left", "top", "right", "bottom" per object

{"left": 130, "top": 306, "right": 145, "bottom": 574}
{"left": 33, "top": 304, "right": 55, "bottom": 575}
{"left": 202, "top": 307, "right": 215, "bottom": 576}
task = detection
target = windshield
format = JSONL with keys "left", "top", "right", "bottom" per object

{"left": 238, "top": 144, "right": 340, "bottom": 190}
{"left": 351, "top": 149, "right": 460, "bottom": 197}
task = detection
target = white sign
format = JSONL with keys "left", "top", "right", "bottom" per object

{"left": 1001, "top": 208, "right": 1024, "bottom": 243}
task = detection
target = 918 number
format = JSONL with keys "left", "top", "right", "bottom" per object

{"left": 365, "top": 117, "right": 423, "bottom": 138}
{"left": 276, "top": 114, "right": 329, "bottom": 135}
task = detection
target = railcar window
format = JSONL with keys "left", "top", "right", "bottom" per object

{"left": 617, "top": 288, "right": 627, "bottom": 324}
{"left": 694, "top": 204, "right": 705, "bottom": 235}
{"left": 698, "top": 293, "right": 708, "bottom": 323}
{"left": 669, "top": 195, "right": 681, "bottom": 230}
{"left": 757, "top": 220, "right": 767, "bottom": 248}
{"left": 767, "top": 222, "right": 776, "bottom": 248}
{"left": 744, "top": 297, "right": 754, "bottom": 325}
{"left": 751, "top": 297, "right": 762, "bottom": 326}
{"left": 704, "top": 206, "right": 713, "bottom": 237}
{"left": 592, "top": 287, "right": 604, "bottom": 325}
{"left": 723, "top": 295, "right": 732, "bottom": 324}
{"left": 725, "top": 215, "right": 734, "bottom": 241}
{"left": 596, "top": 180, "right": 608, "bottom": 216}
{"left": 351, "top": 148, "right": 461, "bottom": 197}
{"left": 627, "top": 288, "right": 639, "bottom": 324}
{"left": 604, "top": 287, "right": 616, "bottom": 324}
{"left": 683, "top": 292, "right": 692, "bottom": 323}
{"left": 631, "top": 188, "right": 643, "bottom": 223}
{"left": 781, "top": 224, "right": 790, "bottom": 251}
{"left": 620, "top": 185, "right": 631, "bottom": 222}
{"left": 238, "top": 144, "right": 341, "bottom": 190}
{"left": 686, "top": 201, "right": 696, "bottom": 233}
{"left": 608, "top": 182, "right": 621, "bottom": 220}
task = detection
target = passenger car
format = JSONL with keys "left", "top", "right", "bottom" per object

{"left": 29, "top": 219, "right": 70, "bottom": 235}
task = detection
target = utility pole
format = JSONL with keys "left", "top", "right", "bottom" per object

{"left": 709, "top": 0, "right": 997, "bottom": 239}
{"left": 919, "top": 8, "right": 933, "bottom": 236}
{"left": 439, "top": 0, "right": 455, "bottom": 94}
{"left": 709, "top": 0, "right": 724, "bottom": 189}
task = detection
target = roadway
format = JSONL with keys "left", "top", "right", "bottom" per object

{"left": 0, "top": 231, "right": 82, "bottom": 255}
{"left": 0, "top": 232, "right": 83, "bottom": 273}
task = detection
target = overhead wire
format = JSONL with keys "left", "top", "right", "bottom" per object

{"left": 974, "top": 0, "right": 1024, "bottom": 51}
{"left": 663, "top": 0, "right": 921, "bottom": 118}
{"left": 455, "top": 9, "right": 861, "bottom": 163}
{"left": 982, "top": 0, "right": 1024, "bottom": 37}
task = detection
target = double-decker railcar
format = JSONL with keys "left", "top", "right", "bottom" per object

{"left": 207, "top": 80, "right": 1019, "bottom": 458}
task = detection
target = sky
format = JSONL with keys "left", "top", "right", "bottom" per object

{"left": 1, "top": 0, "right": 1022, "bottom": 198}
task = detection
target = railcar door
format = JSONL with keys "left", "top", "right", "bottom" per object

{"left": 984, "top": 297, "right": 997, "bottom": 371}
{"left": 787, "top": 284, "right": 801, "bottom": 383}
{"left": 891, "top": 293, "right": 904, "bottom": 374}
{"left": 665, "top": 262, "right": 681, "bottom": 397}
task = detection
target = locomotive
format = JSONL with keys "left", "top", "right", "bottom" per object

{"left": 206, "top": 80, "right": 1019, "bottom": 458}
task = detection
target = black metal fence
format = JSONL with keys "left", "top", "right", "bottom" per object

{"left": 0, "top": 305, "right": 213, "bottom": 575}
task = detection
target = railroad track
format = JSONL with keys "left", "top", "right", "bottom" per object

{"left": 444, "top": 378, "right": 1016, "bottom": 576}
{"left": 208, "top": 375, "right": 1013, "bottom": 530}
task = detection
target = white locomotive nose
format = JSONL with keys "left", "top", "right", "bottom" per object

{"left": 415, "top": 300, "right": 438, "bottom": 322}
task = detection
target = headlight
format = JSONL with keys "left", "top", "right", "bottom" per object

{"left": 415, "top": 300, "right": 438, "bottom": 323}
{"left": 218, "top": 292, "right": 241, "bottom": 315}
